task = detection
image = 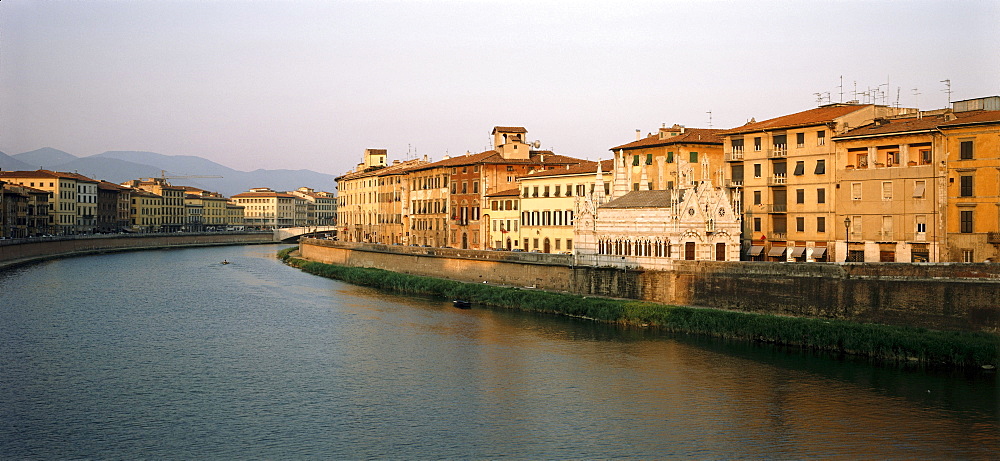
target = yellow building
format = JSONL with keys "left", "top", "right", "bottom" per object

{"left": 231, "top": 187, "right": 305, "bottom": 229}
{"left": 335, "top": 149, "right": 427, "bottom": 243}
{"left": 290, "top": 187, "right": 337, "bottom": 227}
{"left": 721, "top": 104, "right": 914, "bottom": 261}
{"left": 517, "top": 160, "right": 613, "bottom": 253}
{"left": 122, "top": 178, "right": 187, "bottom": 232}
{"left": 611, "top": 124, "right": 724, "bottom": 192}
{"left": 0, "top": 169, "right": 86, "bottom": 235}
{"left": 485, "top": 188, "right": 521, "bottom": 250}
{"left": 226, "top": 202, "right": 245, "bottom": 228}
{"left": 938, "top": 104, "right": 1000, "bottom": 262}
{"left": 406, "top": 162, "right": 451, "bottom": 247}
{"left": 128, "top": 187, "right": 163, "bottom": 232}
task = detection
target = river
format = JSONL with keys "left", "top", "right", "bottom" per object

{"left": 1, "top": 244, "right": 997, "bottom": 459}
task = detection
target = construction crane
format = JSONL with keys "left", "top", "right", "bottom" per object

{"left": 147, "top": 170, "right": 223, "bottom": 185}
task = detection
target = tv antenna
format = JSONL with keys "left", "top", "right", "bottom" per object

{"left": 706, "top": 111, "right": 713, "bottom": 128}
{"left": 940, "top": 79, "right": 952, "bottom": 104}
{"left": 912, "top": 88, "right": 921, "bottom": 109}
{"left": 837, "top": 75, "right": 844, "bottom": 102}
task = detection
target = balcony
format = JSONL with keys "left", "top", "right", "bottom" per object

{"left": 768, "top": 144, "right": 788, "bottom": 158}
{"left": 767, "top": 174, "right": 787, "bottom": 186}
{"left": 724, "top": 179, "right": 744, "bottom": 188}
{"left": 766, "top": 204, "right": 787, "bottom": 213}
{"left": 988, "top": 232, "right": 1000, "bottom": 244}
{"left": 725, "top": 149, "right": 744, "bottom": 161}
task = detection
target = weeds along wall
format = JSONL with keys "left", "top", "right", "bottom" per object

{"left": 300, "top": 239, "right": 1000, "bottom": 333}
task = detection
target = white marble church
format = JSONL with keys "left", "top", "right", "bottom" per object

{"left": 574, "top": 150, "right": 742, "bottom": 268}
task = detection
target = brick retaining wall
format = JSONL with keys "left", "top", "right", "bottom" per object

{"left": 301, "top": 239, "right": 1000, "bottom": 333}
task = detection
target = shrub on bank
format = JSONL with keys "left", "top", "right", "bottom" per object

{"left": 283, "top": 256, "right": 999, "bottom": 368}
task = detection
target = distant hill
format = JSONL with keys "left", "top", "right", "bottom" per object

{"left": 0, "top": 150, "right": 33, "bottom": 171}
{"left": 5, "top": 148, "right": 337, "bottom": 197}
{"left": 12, "top": 147, "right": 78, "bottom": 169}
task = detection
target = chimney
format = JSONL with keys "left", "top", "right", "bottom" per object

{"left": 636, "top": 129, "right": 641, "bottom": 141}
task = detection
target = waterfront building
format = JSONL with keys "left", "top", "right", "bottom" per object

{"left": 517, "top": 160, "right": 613, "bottom": 253}
{"left": 289, "top": 187, "right": 337, "bottom": 227}
{"left": 485, "top": 187, "right": 521, "bottom": 251}
{"left": 335, "top": 150, "right": 427, "bottom": 243}
{"left": 97, "top": 180, "right": 130, "bottom": 233}
{"left": 231, "top": 187, "right": 306, "bottom": 228}
{"left": 406, "top": 160, "right": 451, "bottom": 247}
{"left": 1, "top": 181, "right": 50, "bottom": 238}
{"left": 720, "top": 103, "right": 914, "bottom": 261}
{"left": 0, "top": 169, "right": 89, "bottom": 235}
{"left": 611, "top": 124, "right": 725, "bottom": 192}
{"left": 181, "top": 189, "right": 229, "bottom": 230}
{"left": 430, "top": 126, "right": 582, "bottom": 250}
{"left": 575, "top": 151, "right": 742, "bottom": 267}
{"left": 122, "top": 178, "right": 187, "bottom": 232}
{"left": 225, "top": 202, "right": 246, "bottom": 228}
{"left": 128, "top": 187, "right": 163, "bottom": 232}
{"left": 938, "top": 100, "right": 1000, "bottom": 262}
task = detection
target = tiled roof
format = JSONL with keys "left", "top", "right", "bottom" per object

{"left": 406, "top": 150, "right": 583, "bottom": 173}
{"left": 612, "top": 128, "right": 724, "bottom": 151}
{"left": 492, "top": 126, "right": 527, "bottom": 134}
{"left": 520, "top": 159, "right": 614, "bottom": 178}
{"left": 0, "top": 169, "right": 93, "bottom": 180}
{"left": 336, "top": 158, "right": 428, "bottom": 181}
{"left": 721, "top": 104, "right": 872, "bottom": 135}
{"left": 939, "top": 110, "right": 1000, "bottom": 128}
{"left": 231, "top": 191, "right": 298, "bottom": 199}
{"left": 601, "top": 190, "right": 674, "bottom": 209}
{"left": 486, "top": 187, "right": 521, "bottom": 197}
{"left": 834, "top": 115, "right": 945, "bottom": 138}
{"left": 97, "top": 180, "right": 128, "bottom": 191}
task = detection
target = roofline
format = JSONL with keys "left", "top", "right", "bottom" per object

{"left": 832, "top": 128, "right": 941, "bottom": 140}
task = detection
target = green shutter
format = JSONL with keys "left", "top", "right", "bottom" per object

{"left": 689, "top": 152, "right": 698, "bottom": 163}
{"left": 632, "top": 155, "right": 640, "bottom": 166}
{"left": 667, "top": 152, "right": 674, "bottom": 163}
{"left": 646, "top": 153, "right": 653, "bottom": 165}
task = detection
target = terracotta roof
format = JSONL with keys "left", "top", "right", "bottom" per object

{"left": 939, "top": 110, "right": 1000, "bottom": 128}
{"left": 231, "top": 191, "right": 298, "bottom": 199}
{"left": 721, "top": 104, "right": 872, "bottom": 135}
{"left": 520, "top": 159, "right": 614, "bottom": 178}
{"left": 405, "top": 150, "right": 583, "bottom": 173}
{"left": 97, "top": 180, "right": 128, "bottom": 191}
{"left": 486, "top": 187, "right": 521, "bottom": 197}
{"left": 335, "top": 158, "right": 427, "bottom": 181}
{"left": 612, "top": 128, "right": 724, "bottom": 151}
{"left": 0, "top": 169, "right": 92, "bottom": 180}
{"left": 129, "top": 188, "right": 162, "bottom": 198}
{"left": 492, "top": 126, "right": 527, "bottom": 134}
{"left": 834, "top": 115, "right": 945, "bottom": 138}
{"left": 601, "top": 190, "right": 675, "bottom": 208}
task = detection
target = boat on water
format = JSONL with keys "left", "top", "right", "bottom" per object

{"left": 221, "top": 260, "right": 230, "bottom": 265}
{"left": 452, "top": 300, "right": 471, "bottom": 309}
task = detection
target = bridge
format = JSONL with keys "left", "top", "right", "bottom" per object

{"left": 274, "top": 226, "right": 339, "bottom": 242}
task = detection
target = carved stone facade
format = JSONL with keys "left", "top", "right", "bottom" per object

{"left": 575, "top": 150, "right": 742, "bottom": 268}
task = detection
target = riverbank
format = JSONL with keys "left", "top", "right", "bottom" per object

{"left": 0, "top": 232, "right": 275, "bottom": 270}
{"left": 280, "top": 247, "right": 999, "bottom": 369}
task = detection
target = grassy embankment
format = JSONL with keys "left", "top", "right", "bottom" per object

{"left": 278, "top": 247, "right": 999, "bottom": 369}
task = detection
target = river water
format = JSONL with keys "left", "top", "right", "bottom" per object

{"left": 1, "top": 244, "right": 997, "bottom": 459}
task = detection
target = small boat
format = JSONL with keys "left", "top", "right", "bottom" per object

{"left": 452, "top": 300, "right": 471, "bottom": 309}
{"left": 221, "top": 260, "right": 230, "bottom": 265}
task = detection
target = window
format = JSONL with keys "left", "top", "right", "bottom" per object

{"left": 817, "top": 216, "right": 826, "bottom": 233}
{"left": 532, "top": 186, "right": 538, "bottom": 197}
{"left": 915, "top": 216, "right": 926, "bottom": 234}
{"left": 667, "top": 152, "right": 674, "bottom": 163}
{"left": 887, "top": 151, "right": 899, "bottom": 165}
{"left": 796, "top": 216, "right": 805, "bottom": 232}
{"left": 796, "top": 189, "right": 805, "bottom": 204}
{"left": 754, "top": 163, "right": 762, "bottom": 178}
{"left": 753, "top": 190, "right": 761, "bottom": 205}
{"left": 473, "top": 181, "right": 479, "bottom": 193}
{"left": 882, "top": 181, "right": 893, "bottom": 200}
{"left": 817, "top": 130, "right": 826, "bottom": 146}
{"left": 960, "top": 175, "right": 973, "bottom": 197}
{"left": 796, "top": 132, "right": 805, "bottom": 148}
{"left": 851, "top": 182, "right": 862, "bottom": 200}
{"left": 461, "top": 182, "right": 468, "bottom": 194}
{"left": 632, "top": 155, "right": 640, "bottom": 166}
{"left": 793, "top": 161, "right": 804, "bottom": 175}
{"left": 920, "top": 149, "right": 932, "bottom": 164}
{"left": 960, "top": 140, "right": 974, "bottom": 160}
{"left": 753, "top": 217, "right": 761, "bottom": 232}
{"left": 817, "top": 188, "right": 826, "bottom": 204}
{"left": 646, "top": 154, "right": 653, "bottom": 165}
{"left": 814, "top": 159, "right": 826, "bottom": 174}
{"left": 961, "top": 210, "right": 973, "bottom": 233}
{"left": 554, "top": 185, "right": 561, "bottom": 196}
{"left": 689, "top": 152, "right": 698, "bottom": 163}
{"left": 963, "top": 249, "right": 975, "bottom": 263}
{"left": 543, "top": 186, "right": 550, "bottom": 197}
{"left": 913, "top": 180, "right": 926, "bottom": 199}
{"left": 754, "top": 137, "right": 762, "bottom": 151}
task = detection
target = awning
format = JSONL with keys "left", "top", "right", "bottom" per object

{"left": 812, "top": 247, "right": 827, "bottom": 258}
{"left": 791, "top": 247, "right": 807, "bottom": 257}
{"left": 747, "top": 245, "right": 764, "bottom": 256}
{"left": 912, "top": 182, "right": 926, "bottom": 198}
{"left": 767, "top": 246, "right": 787, "bottom": 257}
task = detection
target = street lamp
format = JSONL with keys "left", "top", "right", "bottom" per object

{"left": 844, "top": 217, "right": 851, "bottom": 262}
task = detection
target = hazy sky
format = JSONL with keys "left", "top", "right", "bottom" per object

{"left": 2, "top": 0, "right": 998, "bottom": 175}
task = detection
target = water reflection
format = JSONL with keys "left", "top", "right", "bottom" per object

{"left": 0, "top": 245, "right": 996, "bottom": 459}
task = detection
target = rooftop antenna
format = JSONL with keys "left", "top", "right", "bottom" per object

{"left": 895, "top": 87, "right": 901, "bottom": 108}
{"left": 912, "top": 88, "right": 921, "bottom": 109}
{"left": 706, "top": 111, "right": 713, "bottom": 128}
{"left": 837, "top": 75, "right": 844, "bottom": 102}
{"left": 853, "top": 80, "right": 858, "bottom": 102}
{"left": 941, "top": 79, "right": 952, "bottom": 104}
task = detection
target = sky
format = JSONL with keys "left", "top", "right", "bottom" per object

{"left": 2, "top": 0, "right": 998, "bottom": 175}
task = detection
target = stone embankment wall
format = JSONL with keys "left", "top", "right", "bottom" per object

{"left": 301, "top": 239, "right": 1000, "bottom": 333}
{"left": 0, "top": 233, "right": 275, "bottom": 269}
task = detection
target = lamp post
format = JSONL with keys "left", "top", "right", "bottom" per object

{"left": 844, "top": 217, "right": 851, "bottom": 262}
